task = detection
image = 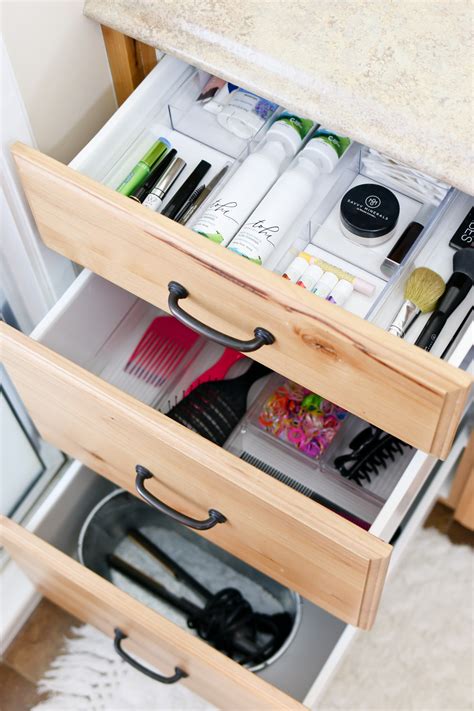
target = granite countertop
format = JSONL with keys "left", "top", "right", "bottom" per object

{"left": 84, "top": 0, "right": 473, "bottom": 195}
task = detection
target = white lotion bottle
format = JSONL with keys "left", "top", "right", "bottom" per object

{"left": 191, "top": 114, "right": 313, "bottom": 246}
{"left": 228, "top": 130, "right": 351, "bottom": 265}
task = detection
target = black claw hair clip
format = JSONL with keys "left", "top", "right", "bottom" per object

{"left": 334, "top": 425, "right": 412, "bottom": 486}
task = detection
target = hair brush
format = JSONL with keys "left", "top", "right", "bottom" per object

{"left": 388, "top": 267, "right": 445, "bottom": 338}
{"left": 167, "top": 360, "right": 270, "bottom": 446}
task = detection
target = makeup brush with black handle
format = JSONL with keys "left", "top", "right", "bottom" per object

{"left": 388, "top": 267, "right": 445, "bottom": 338}
{"left": 415, "top": 248, "right": 474, "bottom": 351}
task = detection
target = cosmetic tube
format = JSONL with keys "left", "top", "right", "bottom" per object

{"left": 177, "top": 165, "right": 229, "bottom": 225}
{"left": 282, "top": 247, "right": 375, "bottom": 296}
{"left": 129, "top": 149, "right": 177, "bottom": 203}
{"left": 313, "top": 272, "right": 339, "bottom": 298}
{"left": 297, "top": 263, "right": 324, "bottom": 291}
{"left": 142, "top": 158, "right": 186, "bottom": 212}
{"left": 283, "top": 254, "right": 312, "bottom": 283}
{"left": 381, "top": 204, "right": 433, "bottom": 276}
{"left": 192, "top": 113, "right": 314, "bottom": 245}
{"left": 217, "top": 88, "right": 278, "bottom": 139}
{"left": 161, "top": 160, "right": 211, "bottom": 219}
{"left": 327, "top": 279, "right": 354, "bottom": 307}
{"left": 116, "top": 138, "right": 171, "bottom": 196}
{"left": 228, "top": 129, "right": 351, "bottom": 265}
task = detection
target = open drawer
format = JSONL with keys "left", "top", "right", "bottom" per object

{"left": 10, "top": 55, "right": 472, "bottom": 457}
{"left": 2, "top": 270, "right": 469, "bottom": 629}
{"left": 1, "top": 431, "right": 463, "bottom": 709}
{"left": 0, "top": 517, "right": 303, "bottom": 710}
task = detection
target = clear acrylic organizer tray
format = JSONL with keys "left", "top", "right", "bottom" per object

{"left": 269, "top": 143, "right": 454, "bottom": 321}
{"left": 225, "top": 373, "right": 390, "bottom": 528}
{"left": 167, "top": 68, "right": 281, "bottom": 159}
{"left": 318, "top": 414, "right": 417, "bottom": 501}
{"left": 90, "top": 300, "right": 206, "bottom": 411}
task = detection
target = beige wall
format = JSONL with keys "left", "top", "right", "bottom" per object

{"left": 2, "top": 0, "right": 117, "bottom": 163}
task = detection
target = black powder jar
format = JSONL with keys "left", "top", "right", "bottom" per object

{"left": 340, "top": 183, "right": 400, "bottom": 246}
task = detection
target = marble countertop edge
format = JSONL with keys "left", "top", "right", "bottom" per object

{"left": 84, "top": 0, "right": 474, "bottom": 196}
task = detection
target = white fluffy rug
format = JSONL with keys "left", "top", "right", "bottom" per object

{"left": 319, "top": 527, "right": 473, "bottom": 711}
{"left": 32, "top": 624, "right": 216, "bottom": 711}
{"left": 32, "top": 527, "right": 473, "bottom": 711}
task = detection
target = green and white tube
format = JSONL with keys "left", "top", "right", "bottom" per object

{"left": 191, "top": 114, "right": 313, "bottom": 245}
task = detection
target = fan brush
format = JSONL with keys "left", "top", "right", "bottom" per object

{"left": 388, "top": 267, "right": 445, "bottom": 338}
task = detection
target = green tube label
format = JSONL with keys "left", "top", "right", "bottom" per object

{"left": 312, "top": 129, "right": 351, "bottom": 158}
{"left": 273, "top": 112, "right": 314, "bottom": 140}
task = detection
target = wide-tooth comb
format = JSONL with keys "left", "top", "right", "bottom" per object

{"left": 184, "top": 348, "right": 245, "bottom": 397}
{"left": 114, "top": 317, "right": 200, "bottom": 405}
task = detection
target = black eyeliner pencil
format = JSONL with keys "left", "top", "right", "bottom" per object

{"left": 161, "top": 160, "right": 211, "bottom": 220}
{"left": 174, "top": 185, "right": 205, "bottom": 223}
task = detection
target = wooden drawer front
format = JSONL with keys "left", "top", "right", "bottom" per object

{"left": 0, "top": 518, "right": 303, "bottom": 710}
{"left": 1, "top": 323, "right": 390, "bottom": 629}
{"left": 11, "top": 143, "right": 471, "bottom": 458}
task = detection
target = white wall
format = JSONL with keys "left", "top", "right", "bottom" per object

{"left": 2, "top": 0, "right": 117, "bottom": 163}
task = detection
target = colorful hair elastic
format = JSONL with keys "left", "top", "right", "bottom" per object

{"left": 257, "top": 380, "right": 347, "bottom": 458}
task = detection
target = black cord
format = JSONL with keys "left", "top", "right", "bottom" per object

{"left": 187, "top": 587, "right": 282, "bottom": 665}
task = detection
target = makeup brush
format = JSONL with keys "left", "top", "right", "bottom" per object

{"left": 415, "top": 248, "right": 474, "bottom": 351}
{"left": 388, "top": 267, "right": 446, "bottom": 338}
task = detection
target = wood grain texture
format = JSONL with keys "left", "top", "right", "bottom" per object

{"left": 101, "top": 26, "right": 143, "bottom": 105}
{"left": 445, "top": 432, "right": 473, "bottom": 505}
{"left": 1, "top": 323, "right": 391, "bottom": 629}
{"left": 10, "top": 143, "right": 471, "bottom": 458}
{"left": 0, "top": 518, "right": 304, "bottom": 710}
{"left": 136, "top": 40, "right": 158, "bottom": 78}
{"left": 449, "top": 433, "right": 474, "bottom": 530}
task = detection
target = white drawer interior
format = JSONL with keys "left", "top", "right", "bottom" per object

{"left": 23, "top": 425, "right": 461, "bottom": 706}
{"left": 32, "top": 269, "right": 469, "bottom": 541}
{"left": 68, "top": 55, "right": 473, "bottom": 346}
{"left": 27, "top": 460, "right": 344, "bottom": 703}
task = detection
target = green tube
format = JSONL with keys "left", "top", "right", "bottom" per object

{"left": 116, "top": 137, "right": 171, "bottom": 196}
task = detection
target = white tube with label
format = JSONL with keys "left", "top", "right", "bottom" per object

{"left": 298, "top": 263, "right": 324, "bottom": 291}
{"left": 217, "top": 88, "right": 278, "bottom": 138}
{"left": 228, "top": 129, "right": 351, "bottom": 265}
{"left": 191, "top": 114, "right": 313, "bottom": 245}
{"left": 326, "top": 279, "right": 354, "bottom": 307}
{"left": 282, "top": 254, "right": 310, "bottom": 283}
{"left": 313, "top": 272, "right": 339, "bottom": 298}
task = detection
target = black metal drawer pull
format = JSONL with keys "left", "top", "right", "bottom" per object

{"left": 114, "top": 628, "right": 187, "bottom": 684}
{"left": 135, "top": 465, "right": 226, "bottom": 530}
{"left": 167, "top": 281, "right": 275, "bottom": 352}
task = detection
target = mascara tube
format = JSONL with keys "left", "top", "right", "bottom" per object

{"left": 175, "top": 185, "right": 205, "bottom": 224}
{"left": 116, "top": 138, "right": 171, "bottom": 196}
{"left": 143, "top": 157, "right": 187, "bottom": 212}
{"left": 129, "top": 149, "right": 177, "bottom": 203}
{"left": 161, "top": 160, "right": 211, "bottom": 220}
